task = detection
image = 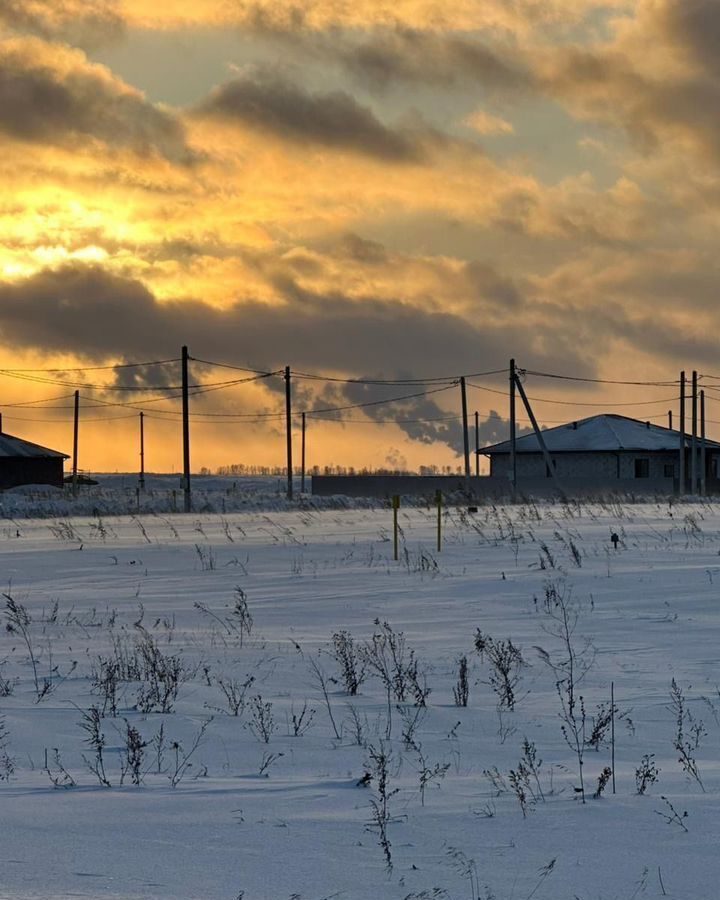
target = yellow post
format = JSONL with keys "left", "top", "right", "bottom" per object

{"left": 436, "top": 489, "right": 442, "bottom": 553}
{"left": 392, "top": 495, "right": 400, "bottom": 561}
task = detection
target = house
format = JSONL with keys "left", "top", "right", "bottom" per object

{"left": 483, "top": 413, "right": 720, "bottom": 490}
{"left": 0, "top": 431, "right": 69, "bottom": 489}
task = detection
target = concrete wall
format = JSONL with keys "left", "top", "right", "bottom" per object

{"left": 311, "top": 474, "right": 682, "bottom": 500}
{"left": 489, "top": 451, "right": 680, "bottom": 481}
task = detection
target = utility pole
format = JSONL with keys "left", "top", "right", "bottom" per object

{"left": 679, "top": 370, "right": 686, "bottom": 495}
{"left": 701, "top": 389, "right": 706, "bottom": 496}
{"left": 72, "top": 389, "right": 79, "bottom": 496}
{"left": 509, "top": 359, "right": 517, "bottom": 491}
{"left": 691, "top": 370, "right": 698, "bottom": 494}
{"left": 668, "top": 409, "right": 672, "bottom": 431}
{"left": 514, "top": 374, "right": 561, "bottom": 491}
{"left": 460, "top": 377, "right": 470, "bottom": 482}
{"left": 181, "top": 345, "right": 191, "bottom": 512}
{"left": 474, "top": 410, "right": 480, "bottom": 477}
{"left": 139, "top": 412, "right": 145, "bottom": 490}
{"left": 285, "top": 366, "right": 293, "bottom": 500}
{"left": 301, "top": 411, "right": 306, "bottom": 493}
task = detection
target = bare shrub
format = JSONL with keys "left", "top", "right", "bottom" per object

{"left": 119, "top": 720, "right": 147, "bottom": 786}
{"left": 474, "top": 631, "right": 525, "bottom": 710}
{"left": 670, "top": 679, "right": 705, "bottom": 792}
{"left": 635, "top": 754, "right": 660, "bottom": 795}
{"left": 366, "top": 742, "right": 400, "bottom": 872}
{"left": 247, "top": 695, "right": 275, "bottom": 743}
{"left": 332, "top": 630, "right": 366, "bottom": 695}
{"left": 452, "top": 655, "right": 469, "bottom": 708}
{"left": 79, "top": 706, "right": 111, "bottom": 787}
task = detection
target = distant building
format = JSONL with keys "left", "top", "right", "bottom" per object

{"left": 0, "top": 431, "right": 69, "bottom": 489}
{"left": 483, "top": 414, "right": 720, "bottom": 489}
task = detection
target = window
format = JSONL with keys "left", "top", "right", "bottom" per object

{"left": 635, "top": 458, "right": 650, "bottom": 478}
{"left": 664, "top": 464, "right": 675, "bottom": 478}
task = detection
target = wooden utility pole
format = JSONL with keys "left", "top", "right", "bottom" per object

{"left": 181, "top": 345, "right": 191, "bottom": 513}
{"left": 474, "top": 411, "right": 480, "bottom": 477}
{"left": 301, "top": 412, "right": 306, "bottom": 493}
{"left": 668, "top": 409, "right": 673, "bottom": 431}
{"left": 701, "top": 389, "right": 706, "bottom": 496}
{"left": 679, "top": 370, "right": 686, "bottom": 495}
{"left": 436, "top": 489, "right": 442, "bottom": 552}
{"left": 691, "top": 370, "right": 698, "bottom": 494}
{"left": 0, "top": 413, "right": 3, "bottom": 433}
{"left": 510, "top": 358, "right": 517, "bottom": 490}
{"left": 72, "top": 389, "right": 79, "bottom": 496}
{"left": 139, "top": 412, "right": 145, "bottom": 490}
{"left": 285, "top": 366, "right": 293, "bottom": 500}
{"left": 460, "top": 376, "right": 470, "bottom": 481}
{"left": 514, "top": 374, "right": 561, "bottom": 491}
{"left": 392, "top": 495, "right": 400, "bottom": 561}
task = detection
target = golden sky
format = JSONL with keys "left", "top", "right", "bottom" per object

{"left": 0, "top": 0, "right": 717, "bottom": 474}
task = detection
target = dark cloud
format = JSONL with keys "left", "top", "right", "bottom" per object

{"left": 0, "top": 0, "right": 125, "bottom": 49}
{"left": 193, "top": 70, "right": 430, "bottom": 162}
{"left": 0, "top": 40, "right": 193, "bottom": 163}
{"left": 0, "top": 261, "right": 594, "bottom": 378}
{"left": 242, "top": 17, "right": 528, "bottom": 92}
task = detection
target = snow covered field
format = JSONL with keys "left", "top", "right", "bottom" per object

{"left": 2, "top": 494, "right": 720, "bottom": 899}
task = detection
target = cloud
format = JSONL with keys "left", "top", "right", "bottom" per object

{"left": 538, "top": 0, "right": 720, "bottom": 166}
{"left": 193, "top": 71, "right": 430, "bottom": 162}
{"left": 463, "top": 109, "right": 515, "bottom": 135}
{"left": 0, "top": 260, "right": 592, "bottom": 378}
{"left": 0, "top": 37, "right": 193, "bottom": 163}
{"left": 0, "top": 0, "right": 125, "bottom": 48}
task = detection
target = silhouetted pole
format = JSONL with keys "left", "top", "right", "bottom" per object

{"left": 679, "top": 371, "right": 686, "bottom": 494}
{"left": 668, "top": 410, "right": 672, "bottom": 431}
{"left": 301, "top": 412, "right": 306, "bottom": 493}
{"left": 0, "top": 413, "right": 3, "bottom": 433}
{"left": 72, "top": 390, "right": 79, "bottom": 496}
{"left": 285, "top": 366, "right": 293, "bottom": 500}
{"left": 181, "top": 345, "right": 191, "bottom": 512}
{"left": 460, "top": 376, "right": 470, "bottom": 481}
{"left": 510, "top": 358, "right": 517, "bottom": 490}
{"left": 139, "top": 412, "right": 145, "bottom": 490}
{"left": 691, "top": 370, "right": 698, "bottom": 493}
{"left": 474, "top": 411, "right": 480, "bottom": 477}
{"left": 701, "top": 389, "right": 706, "bottom": 496}
{"left": 514, "top": 374, "right": 561, "bottom": 490}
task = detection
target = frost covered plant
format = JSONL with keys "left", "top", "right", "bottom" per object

{"left": 508, "top": 739, "right": 546, "bottom": 817}
{"left": 0, "top": 713, "right": 14, "bottom": 781}
{"left": 654, "top": 796, "right": 689, "bottom": 832}
{"left": 134, "top": 631, "right": 185, "bottom": 714}
{"left": 366, "top": 742, "right": 400, "bottom": 872}
{"left": 119, "top": 720, "right": 147, "bottom": 786}
{"left": 593, "top": 766, "right": 612, "bottom": 798}
{"left": 363, "top": 620, "right": 430, "bottom": 707}
{"left": 4, "top": 594, "right": 52, "bottom": 701}
{"left": 247, "top": 695, "right": 275, "bottom": 743}
{"left": 670, "top": 679, "right": 705, "bottom": 792}
{"left": 79, "top": 706, "right": 111, "bottom": 787}
{"left": 213, "top": 674, "right": 255, "bottom": 716}
{"left": 635, "top": 754, "right": 660, "bottom": 795}
{"left": 452, "top": 655, "right": 469, "bottom": 708}
{"left": 332, "top": 630, "right": 366, "bottom": 695}
{"left": 536, "top": 581, "right": 595, "bottom": 803}
{"left": 169, "top": 718, "right": 212, "bottom": 788}
{"left": 474, "top": 631, "right": 525, "bottom": 710}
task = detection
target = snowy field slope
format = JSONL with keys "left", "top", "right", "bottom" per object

{"left": 1, "top": 497, "right": 720, "bottom": 899}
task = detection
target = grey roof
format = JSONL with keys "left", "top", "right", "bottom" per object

{"left": 0, "top": 432, "right": 69, "bottom": 459}
{"left": 483, "top": 414, "right": 720, "bottom": 455}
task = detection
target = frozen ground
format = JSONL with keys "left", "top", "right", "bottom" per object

{"left": 1, "top": 495, "right": 720, "bottom": 899}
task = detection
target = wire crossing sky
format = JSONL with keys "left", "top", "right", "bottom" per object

{"left": 0, "top": 1, "right": 716, "bottom": 471}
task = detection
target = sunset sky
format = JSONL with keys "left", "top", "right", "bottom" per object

{"left": 0, "top": 0, "right": 718, "bottom": 474}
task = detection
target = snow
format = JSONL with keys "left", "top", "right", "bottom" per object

{"left": 1, "top": 489, "right": 720, "bottom": 899}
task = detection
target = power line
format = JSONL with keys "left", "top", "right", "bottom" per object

{"left": 466, "top": 382, "right": 678, "bottom": 407}
{"left": 523, "top": 369, "right": 679, "bottom": 387}
{"left": 303, "top": 383, "right": 458, "bottom": 416}
{"left": 0, "top": 358, "right": 179, "bottom": 373}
